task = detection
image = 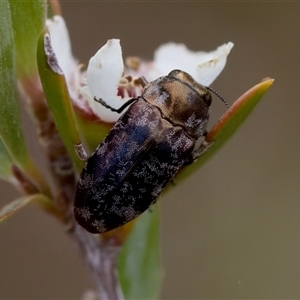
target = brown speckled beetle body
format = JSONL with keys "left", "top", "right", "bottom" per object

{"left": 74, "top": 70, "right": 212, "bottom": 234}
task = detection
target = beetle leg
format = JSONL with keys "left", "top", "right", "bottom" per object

{"left": 134, "top": 76, "right": 148, "bottom": 88}
{"left": 94, "top": 97, "right": 138, "bottom": 113}
{"left": 185, "top": 140, "right": 213, "bottom": 164}
{"left": 74, "top": 143, "right": 88, "bottom": 161}
{"left": 183, "top": 155, "right": 194, "bottom": 165}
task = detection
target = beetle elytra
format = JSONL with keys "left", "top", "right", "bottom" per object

{"left": 74, "top": 69, "right": 225, "bottom": 233}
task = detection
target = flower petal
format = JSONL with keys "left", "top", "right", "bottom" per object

{"left": 80, "top": 40, "right": 233, "bottom": 123}
{"left": 194, "top": 42, "right": 234, "bottom": 86}
{"left": 146, "top": 42, "right": 233, "bottom": 86}
{"left": 81, "top": 39, "right": 130, "bottom": 123}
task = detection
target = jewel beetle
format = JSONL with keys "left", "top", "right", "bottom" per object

{"left": 74, "top": 69, "right": 227, "bottom": 234}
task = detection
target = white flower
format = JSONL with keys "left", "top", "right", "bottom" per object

{"left": 45, "top": 15, "right": 234, "bottom": 123}
{"left": 80, "top": 39, "right": 233, "bottom": 122}
{"left": 79, "top": 39, "right": 130, "bottom": 123}
{"left": 146, "top": 42, "right": 234, "bottom": 86}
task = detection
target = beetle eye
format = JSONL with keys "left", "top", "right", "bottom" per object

{"left": 168, "top": 69, "right": 194, "bottom": 84}
{"left": 203, "top": 93, "right": 212, "bottom": 106}
{"left": 168, "top": 69, "right": 181, "bottom": 77}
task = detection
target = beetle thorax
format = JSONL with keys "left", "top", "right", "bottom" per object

{"left": 142, "top": 75, "right": 211, "bottom": 139}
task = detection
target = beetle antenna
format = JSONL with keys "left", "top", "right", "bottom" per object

{"left": 206, "top": 86, "right": 229, "bottom": 108}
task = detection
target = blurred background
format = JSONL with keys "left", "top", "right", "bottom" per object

{"left": 1, "top": 2, "right": 300, "bottom": 299}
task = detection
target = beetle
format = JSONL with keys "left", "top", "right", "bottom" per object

{"left": 74, "top": 69, "right": 227, "bottom": 234}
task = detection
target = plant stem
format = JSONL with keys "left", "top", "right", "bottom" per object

{"left": 19, "top": 75, "right": 123, "bottom": 300}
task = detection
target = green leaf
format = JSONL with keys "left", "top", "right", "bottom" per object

{"left": 0, "top": 0, "right": 25, "bottom": 163}
{"left": 0, "top": 138, "right": 13, "bottom": 180}
{"left": 169, "top": 78, "right": 274, "bottom": 186}
{"left": 0, "top": 193, "right": 54, "bottom": 223}
{"left": 9, "top": 0, "right": 46, "bottom": 78}
{"left": 0, "top": 0, "right": 47, "bottom": 191}
{"left": 75, "top": 110, "right": 112, "bottom": 153}
{"left": 37, "top": 30, "right": 85, "bottom": 171}
{"left": 118, "top": 203, "right": 162, "bottom": 300}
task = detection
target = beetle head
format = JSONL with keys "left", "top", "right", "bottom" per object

{"left": 168, "top": 70, "right": 212, "bottom": 106}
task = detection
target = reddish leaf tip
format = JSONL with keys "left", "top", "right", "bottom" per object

{"left": 206, "top": 78, "right": 274, "bottom": 143}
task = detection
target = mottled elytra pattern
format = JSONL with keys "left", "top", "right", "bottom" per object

{"left": 74, "top": 70, "right": 211, "bottom": 234}
{"left": 74, "top": 99, "right": 195, "bottom": 233}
